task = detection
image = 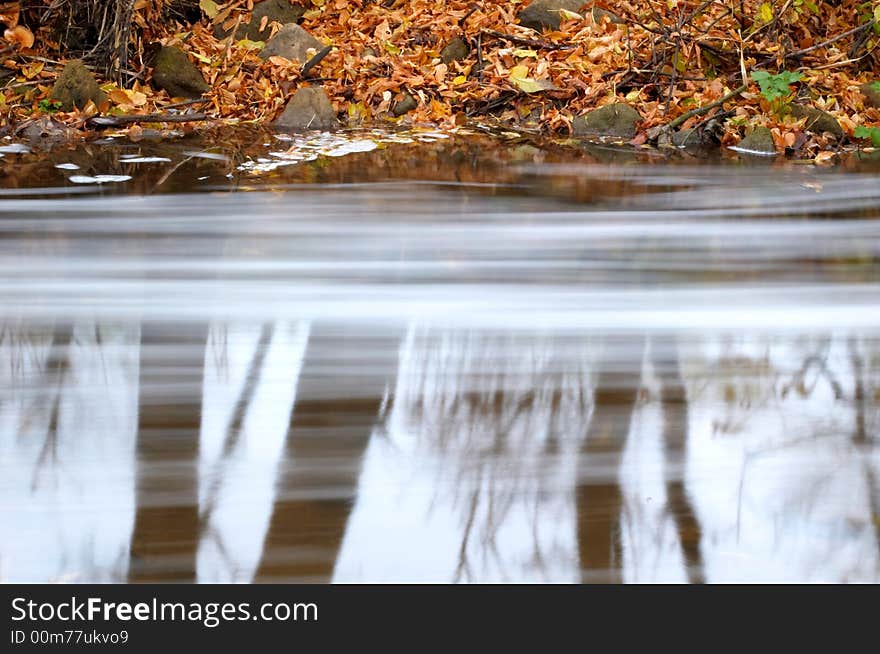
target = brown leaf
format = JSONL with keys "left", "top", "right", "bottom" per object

{"left": 4, "top": 25, "right": 33, "bottom": 49}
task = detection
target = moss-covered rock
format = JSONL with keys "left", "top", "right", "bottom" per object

{"left": 518, "top": 0, "right": 584, "bottom": 32}
{"left": 49, "top": 60, "right": 105, "bottom": 112}
{"left": 151, "top": 46, "right": 210, "bottom": 98}
{"left": 259, "top": 23, "right": 321, "bottom": 61}
{"left": 273, "top": 86, "right": 338, "bottom": 132}
{"left": 735, "top": 126, "right": 776, "bottom": 154}
{"left": 860, "top": 81, "right": 880, "bottom": 108}
{"left": 572, "top": 103, "right": 641, "bottom": 138}
{"left": 788, "top": 104, "right": 844, "bottom": 138}
{"left": 440, "top": 37, "right": 469, "bottom": 64}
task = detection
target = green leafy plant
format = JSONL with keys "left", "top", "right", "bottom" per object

{"left": 36, "top": 99, "right": 63, "bottom": 113}
{"left": 854, "top": 125, "right": 880, "bottom": 147}
{"left": 751, "top": 70, "right": 803, "bottom": 103}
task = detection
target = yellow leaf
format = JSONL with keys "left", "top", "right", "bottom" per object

{"left": 509, "top": 65, "right": 529, "bottom": 79}
{"left": 508, "top": 66, "right": 559, "bottom": 93}
{"left": 199, "top": 0, "right": 218, "bottom": 19}
{"left": 558, "top": 9, "right": 582, "bottom": 20}
{"left": 383, "top": 41, "right": 400, "bottom": 55}
{"left": 759, "top": 2, "right": 773, "bottom": 23}
{"left": 452, "top": 75, "right": 467, "bottom": 85}
{"left": 513, "top": 49, "right": 538, "bottom": 58}
{"left": 236, "top": 39, "right": 264, "bottom": 50}
{"left": 191, "top": 52, "right": 211, "bottom": 64}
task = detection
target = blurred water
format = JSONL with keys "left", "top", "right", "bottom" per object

{"left": 0, "top": 129, "right": 878, "bottom": 582}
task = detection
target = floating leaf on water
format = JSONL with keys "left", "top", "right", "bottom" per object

{"left": 68, "top": 175, "right": 132, "bottom": 184}
{"left": 0, "top": 143, "right": 30, "bottom": 154}
{"left": 119, "top": 156, "right": 172, "bottom": 163}
{"left": 54, "top": 163, "right": 80, "bottom": 170}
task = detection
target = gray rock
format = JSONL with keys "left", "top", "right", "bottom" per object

{"left": 789, "top": 104, "right": 843, "bottom": 138}
{"left": 572, "top": 103, "right": 641, "bottom": 138}
{"left": 440, "top": 37, "right": 469, "bottom": 64}
{"left": 672, "top": 129, "right": 711, "bottom": 148}
{"left": 391, "top": 92, "right": 417, "bottom": 116}
{"left": 860, "top": 81, "right": 880, "bottom": 108}
{"left": 591, "top": 7, "right": 623, "bottom": 23}
{"left": 15, "top": 116, "right": 74, "bottom": 147}
{"left": 273, "top": 86, "right": 338, "bottom": 132}
{"left": 518, "top": 1, "right": 584, "bottom": 32}
{"left": 151, "top": 46, "right": 209, "bottom": 98}
{"left": 736, "top": 126, "right": 776, "bottom": 154}
{"left": 259, "top": 23, "right": 321, "bottom": 61}
{"left": 49, "top": 60, "right": 106, "bottom": 111}
{"left": 217, "top": 0, "right": 306, "bottom": 41}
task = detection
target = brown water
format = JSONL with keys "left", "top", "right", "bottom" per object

{"left": 1, "top": 127, "right": 879, "bottom": 583}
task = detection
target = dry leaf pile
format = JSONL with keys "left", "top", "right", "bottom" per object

{"left": 0, "top": 0, "right": 878, "bottom": 157}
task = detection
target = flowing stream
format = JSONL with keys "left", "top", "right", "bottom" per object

{"left": 1, "top": 127, "right": 878, "bottom": 582}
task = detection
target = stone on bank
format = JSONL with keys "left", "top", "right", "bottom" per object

{"left": 273, "top": 86, "right": 338, "bottom": 132}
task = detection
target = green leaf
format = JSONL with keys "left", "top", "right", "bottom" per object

{"left": 751, "top": 70, "right": 802, "bottom": 103}
{"left": 199, "top": 0, "right": 218, "bottom": 19}
{"left": 854, "top": 125, "right": 880, "bottom": 147}
{"left": 759, "top": 2, "right": 774, "bottom": 23}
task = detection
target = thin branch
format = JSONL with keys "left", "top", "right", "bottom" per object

{"left": 663, "top": 82, "right": 748, "bottom": 132}
{"left": 88, "top": 112, "right": 209, "bottom": 127}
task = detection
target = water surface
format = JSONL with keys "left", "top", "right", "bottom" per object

{"left": 1, "top": 128, "right": 878, "bottom": 582}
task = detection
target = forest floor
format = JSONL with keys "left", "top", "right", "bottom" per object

{"left": 1, "top": 1, "right": 880, "bottom": 161}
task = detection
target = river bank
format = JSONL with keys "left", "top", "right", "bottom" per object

{"left": 1, "top": 1, "right": 880, "bottom": 163}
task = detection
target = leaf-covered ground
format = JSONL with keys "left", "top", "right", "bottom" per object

{"left": 2, "top": 1, "right": 880, "bottom": 159}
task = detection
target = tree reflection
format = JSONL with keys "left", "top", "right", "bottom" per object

{"left": 1, "top": 318, "right": 878, "bottom": 583}
{"left": 195, "top": 321, "right": 309, "bottom": 583}
{"left": 333, "top": 326, "right": 599, "bottom": 582}
{"left": 678, "top": 333, "right": 879, "bottom": 582}
{"left": 0, "top": 321, "right": 139, "bottom": 582}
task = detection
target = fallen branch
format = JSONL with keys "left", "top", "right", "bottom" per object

{"left": 663, "top": 82, "right": 748, "bottom": 132}
{"left": 88, "top": 112, "right": 208, "bottom": 127}
{"left": 301, "top": 45, "right": 333, "bottom": 78}
{"left": 480, "top": 29, "right": 573, "bottom": 51}
{"left": 755, "top": 20, "right": 875, "bottom": 68}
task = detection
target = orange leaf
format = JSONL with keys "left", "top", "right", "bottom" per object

{"left": 108, "top": 89, "right": 131, "bottom": 105}
{"left": 4, "top": 25, "right": 34, "bottom": 49}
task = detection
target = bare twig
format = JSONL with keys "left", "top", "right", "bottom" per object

{"left": 664, "top": 82, "right": 748, "bottom": 132}
{"left": 480, "top": 29, "right": 573, "bottom": 51}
